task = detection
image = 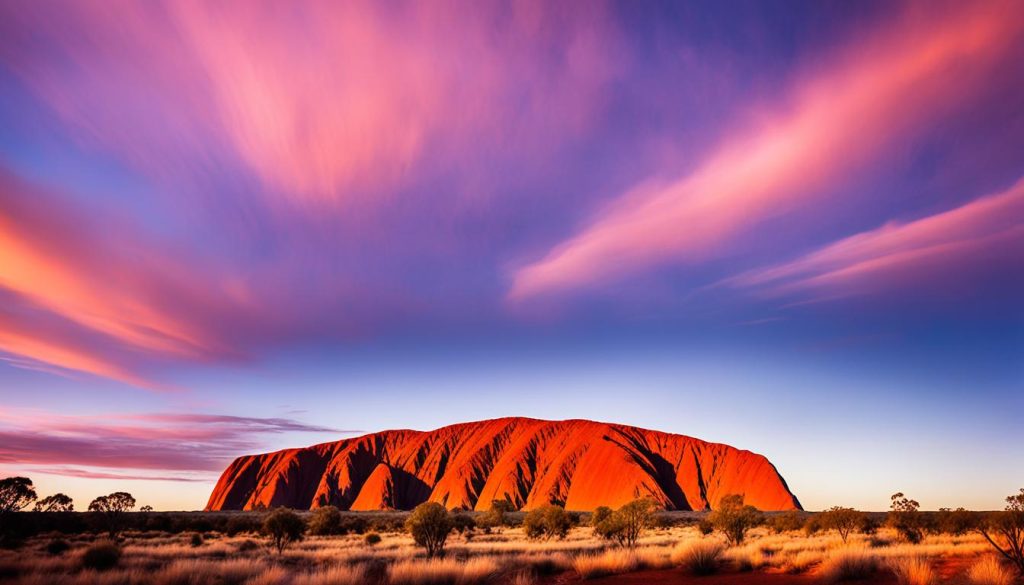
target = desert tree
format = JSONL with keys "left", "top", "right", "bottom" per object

{"left": 34, "top": 493, "right": 74, "bottom": 513}
{"left": 0, "top": 477, "right": 37, "bottom": 513}
{"left": 887, "top": 492, "right": 924, "bottom": 543}
{"left": 139, "top": 505, "right": 153, "bottom": 513}
{"left": 88, "top": 492, "right": 136, "bottom": 538}
{"left": 406, "top": 502, "right": 453, "bottom": 558}
{"left": 591, "top": 506, "right": 613, "bottom": 528}
{"left": 821, "top": 506, "right": 865, "bottom": 543}
{"left": 481, "top": 498, "right": 516, "bottom": 529}
{"left": 523, "top": 504, "right": 571, "bottom": 541}
{"left": 263, "top": 508, "right": 306, "bottom": 554}
{"left": 977, "top": 488, "right": 1024, "bottom": 576}
{"left": 594, "top": 498, "right": 658, "bottom": 548}
{"left": 709, "top": 494, "right": 763, "bottom": 546}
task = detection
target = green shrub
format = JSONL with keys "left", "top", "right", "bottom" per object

{"left": 406, "top": 502, "right": 453, "bottom": 558}
{"left": 768, "top": 511, "right": 805, "bottom": 533}
{"left": 821, "top": 507, "right": 865, "bottom": 543}
{"left": 887, "top": 493, "right": 924, "bottom": 543}
{"left": 262, "top": 508, "right": 305, "bottom": 554}
{"left": 523, "top": 505, "right": 571, "bottom": 540}
{"left": 308, "top": 506, "right": 342, "bottom": 536}
{"left": 709, "top": 494, "right": 762, "bottom": 546}
{"left": 81, "top": 540, "right": 121, "bottom": 571}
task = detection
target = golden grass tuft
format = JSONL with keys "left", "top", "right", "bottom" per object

{"left": 671, "top": 539, "right": 724, "bottom": 575}
{"left": 888, "top": 556, "right": 936, "bottom": 585}
{"left": 817, "top": 548, "right": 880, "bottom": 582}
{"left": 967, "top": 556, "right": 1014, "bottom": 585}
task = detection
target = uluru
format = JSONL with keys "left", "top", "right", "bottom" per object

{"left": 206, "top": 417, "right": 801, "bottom": 512}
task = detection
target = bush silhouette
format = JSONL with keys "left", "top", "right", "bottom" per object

{"left": 82, "top": 540, "right": 121, "bottom": 571}
{"left": 88, "top": 492, "right": 135, "bottom": 538}
{"left": 34, "top": 493, "right": 73, "bottom": 513}
{"left": 977, "top": 488, "right": 1024, "bottom": 576}
{"left": 887, "top": 492, "right": 924, "bottom": 543}
{"left": 406, "top": 502, "right": 453, "bottom": 558}
{"left": 262, "top": 508, "right": 305, "bottom": 554}
{"left": 0, "top": 477, "right": 36, "bottom": 513}
{"left": 364, "top": 532, "right": 382, "bottom": 545}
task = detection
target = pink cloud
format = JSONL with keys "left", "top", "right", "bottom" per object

{"left": 0, "top": 409, "right": 348, "bottom": 475}
{"left": 1, "top": 1, "right": 620, "bottom": 205}
{"left": 508, "top": 3, "right": 1023, "bottom": 300}
{"left": 720, "top": 177, "right": 1024, "bottom": 298}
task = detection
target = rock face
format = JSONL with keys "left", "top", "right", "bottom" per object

{"left": 206, "top": 417, "right": 801, "bottom": 511}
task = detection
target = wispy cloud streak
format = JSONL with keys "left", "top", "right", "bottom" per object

{"left": 509, "top": 3, "right": 1023, "bottom": 300}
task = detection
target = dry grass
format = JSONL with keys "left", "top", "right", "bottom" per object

{"left": 0, "top": 523, "right": 1006, "bottom": 585}
{"left": 967, "top": 556, "right": 1015, "bottom": 585}
{"left": 889, "top": 556, "right": 936, "bottom": 585}
{"left": 671, "top": 539, "right": 724, "bottom": 575}
{"left": 817, "top": 548, "right": 881, "bottom": 582}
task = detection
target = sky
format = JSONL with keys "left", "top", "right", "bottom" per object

{"left": 0, "top": 0, "right": 1021, "bottom": 512}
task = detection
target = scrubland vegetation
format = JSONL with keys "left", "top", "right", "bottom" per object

{"left": 1, "top": 477, "right": 1022, "bottom": 584}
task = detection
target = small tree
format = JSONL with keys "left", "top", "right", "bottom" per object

{"left": 34, "top": 493, "right": 74, "bottom": 513}
{"left": 821, "top": 507, "right": 865, "bottom": 543}
{"left": 88, "top": 492, "right": 136, "bottom": 538}
{"left": 481, "top": 499, "right": 516, "bottom": 529}
{"left": 596, "top": 498, "right": 657, "bottom": 548}
{"left": 523, "top": 504, "right": 571, "bottom": 540}
{"left": 139, "top": 505, "right": 154, "bottom": 513}
{"left": 308, "top": 505, "right": 342, "bottom": 535}
{"left": 591, "top": 506, "right": 613, "bottom": 527}
{"left": 406, "top": 502, "right": 453, "bottom": 558}
{"left": 0, "top": 477, "right": 37, "bottom": 513}
{"left": 263, "top": 508, "right": 305, "bottom": 554}
{"left": 709, "top": 494, "right": 762, "bottom": 546}
{"left": 887, "top": 492, "right": 923, "bottom": 543}
{"left": 977, "top": 488, "right": 1024, "bottom": 576}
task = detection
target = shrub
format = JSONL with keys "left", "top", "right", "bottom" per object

{"left": 340, "top": 515, "right": 368, "bottom": 535}
{"left": 888, "top": 493, "right": 924, "bottom": 544}
{"left": 225, "top": 515, "right": 258, "bottom": 537}
{"left": 480, "top": 499, "right": 516, "bottom": 529}
{"left": 697, "top": 518, "right": 714, "bottom": 535}
{"left": 406, "top": 502, "right": 453, "bottom": 558}
{"left": 364, "top": 532, "right": 382, "bottom": 545}
{"left": 0, "top": 477, "right": 36, "bottom": 513}
{"left": 977, "top": 488, "right": 1024, "bottom": 576}
{"left": 936, "top": 507, "right": 979, "bottom": 536}
{"left": 81, "top": 540, "right": 121, "bottom": 571}
{"left": 236, "top": 539, "right": 260, "bottom": 552}
{"left": 709, "top": 494, "right": 762, "bottom": 546}
{"left": 768, "top": 511, "right": 805, "bottom": 533}
{"left": 821, "top": 507, "right": 866, "bottom": 543}
{"left": 888, "top": 556, "right": 935, "bottom": 585}
{"left": 308, "top": 506, "right": 342, "bottom": 535}
{"left": 591, "top": 506, "right": 613, "bottom": 527}
{"left": 968, "top": 556, "right": 1014, "bottom": 585}
{"left": 262, "top": 508, "right": 305, "bottom": 554}
{"left": 45, "top": 538, "right": 71, "bottom": 555}
{"left": 818, "top": 549, "right": 880, "bottom": 582}
{"left": 572, "top": 550, "right": 639, "bottom": 579}
{"left": 671, "top": 539, "right": 723, "bottom": 575}
{"left": 523, "top": 505, "right": 571, "bottom": 541}
{"left": 189, "top": 532, "right": 204, "bottom": 547}
{"left": 451, "top": 513, "right": 476, "bottom": 535}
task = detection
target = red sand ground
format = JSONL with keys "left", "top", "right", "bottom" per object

{"left": 207, "top": 417, "right": 800, "bottom": 512}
